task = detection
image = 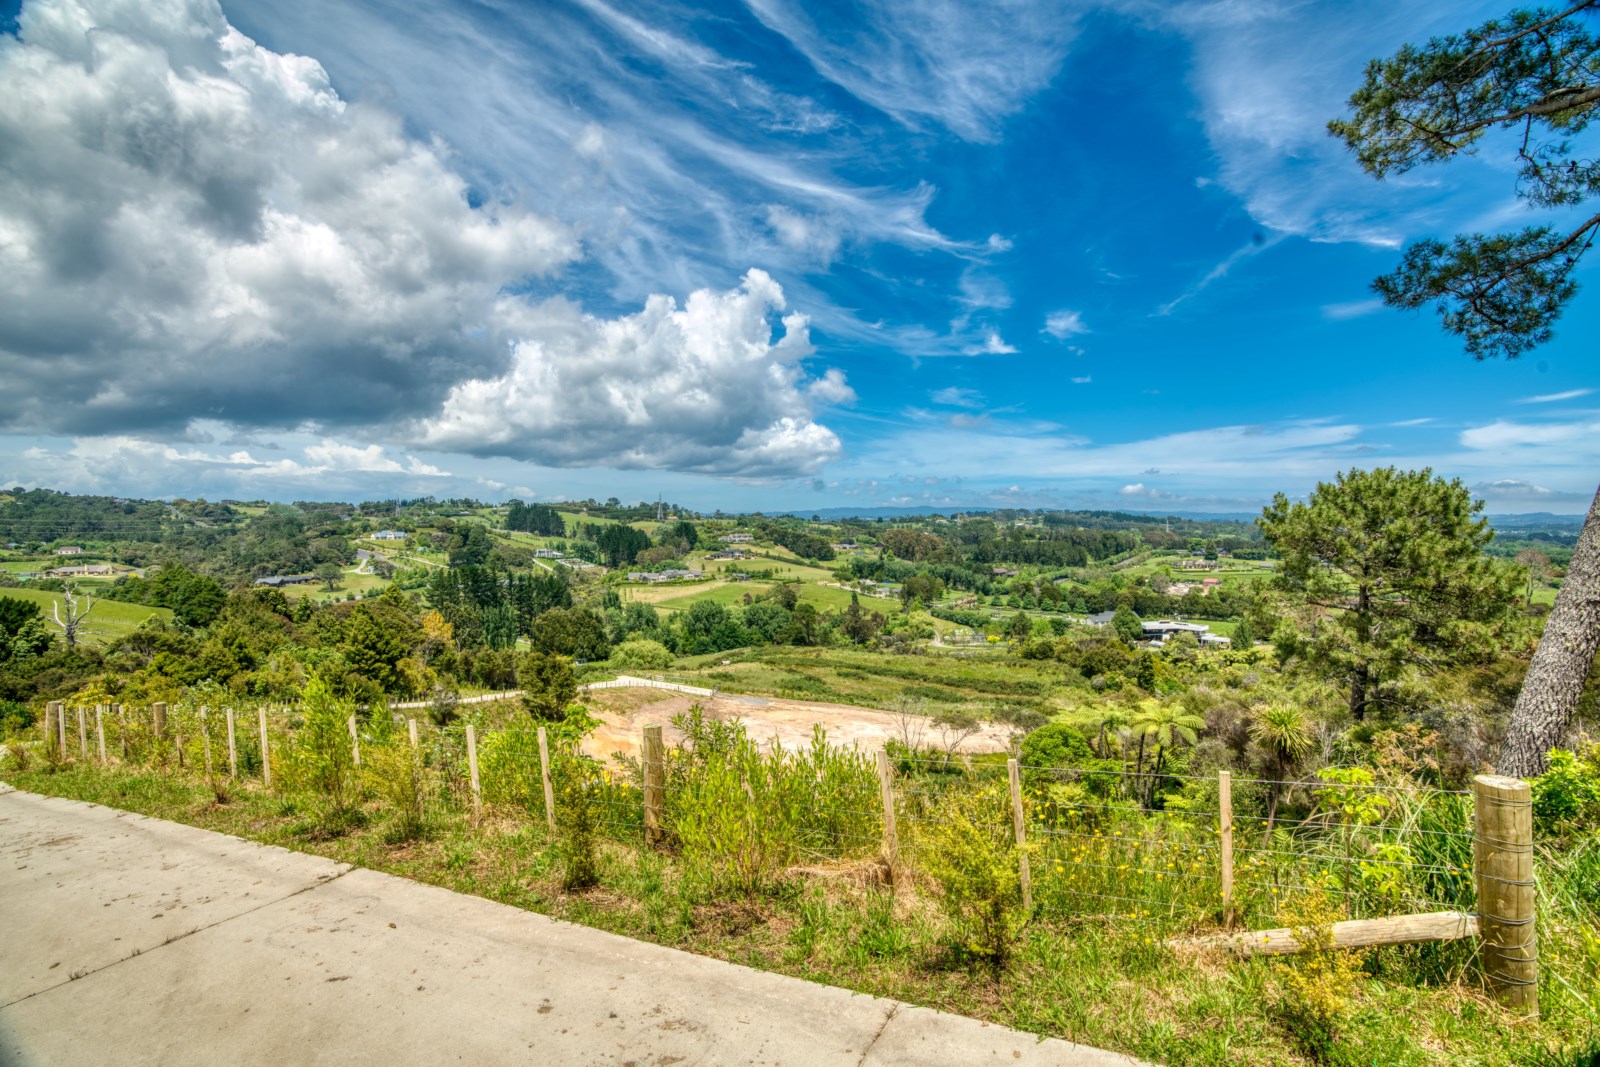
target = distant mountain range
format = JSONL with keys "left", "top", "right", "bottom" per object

{"left": 773, "top": 505, "right": 1588, "bottom": 529}
{"left": 1483, "top": 512, "right": 1589, "bottom": 531}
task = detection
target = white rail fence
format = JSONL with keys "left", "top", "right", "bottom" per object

{"left": 385, "top": 675, "right": 715, "bottom": 710}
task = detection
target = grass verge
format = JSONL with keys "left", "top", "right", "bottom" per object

{"left": 7, "top": 762, "right": 1595, "bottom": 1067}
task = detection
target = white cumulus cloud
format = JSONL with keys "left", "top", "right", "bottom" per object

{"left": 0, "top": 0, "right": 578, "bottom": 436}
{"left": 418, "top": 270, "right": 848, "bottom": 477}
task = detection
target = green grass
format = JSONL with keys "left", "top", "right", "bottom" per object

{"left": 284, "top": 568, "right": 393, "bottom": 604}
{"left": 0, "top": 587, "right": 172, "bottom": 644}
{"left": 7, "top": 760, "right": 1593, "bottom": 1067}
{"left": 659, "top": 644, "right": 1075, "bottom": 711}
{"left": 555, "top": 511, "right": 661, "bottom": 536}
{"left": 640, "top": 580, "right": 899, "bottom": 617}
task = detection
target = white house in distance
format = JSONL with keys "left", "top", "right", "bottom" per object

{"left": 719, "top": 532, "right": 753, "bottom": 544}
{"left": 1141, "top": 619, "right": 1232, "bottom": 648}
{"left": 55, "top": 545, "right": 84, "bottom": 555}
{"left": 371, "top": 530, "right": 406, "bottom": 541}
{"left": 627, "top": 568, "right": 703, "bottom": 583}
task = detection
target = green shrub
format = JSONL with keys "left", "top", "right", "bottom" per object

{"left": 285, "top": 676, "right": 358, "bottom": 816}
{"left": 553, "top": 753, "right": 601, "bottom": 890}
{"left": 667, "top": 709, "right": 877, "bottom": 896}
{"left": 671, "top": 727, "right": 801, "bottom": 896}
{"left": 363, "top": 741, "right": 429, "bottom": 841}
{"left": 918, "top": 783, "right": 1030, "bottom": 968}
{"left": 610, "top": 638, "right": 674, "bottom": 670}
{"left": 1532, "top": 748, "right": 1600, "bottom": 835}
{"left": 1, "top": 700, "right": 34, "bottom": 736}
{"left": 478, "top": 729, "right": 546, "bottom": 813}
{"left": 1019, "top": 722, "right": 1094, "bottom": 771}
{"left": 1274, "top": 888, "right": 1368, "bottom": 1058}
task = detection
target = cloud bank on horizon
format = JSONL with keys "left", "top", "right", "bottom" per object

{"left": 0, "top": 0, "right": 1595, "bottom": 512}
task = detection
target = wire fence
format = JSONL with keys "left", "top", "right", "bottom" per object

{"left": 35, "top": 700, "right": 1485, "bottom": 938}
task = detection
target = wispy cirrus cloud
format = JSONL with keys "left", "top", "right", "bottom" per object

{"left": 222, "top": 0, "right": 985, "bottom": 343}
{"left": 961, "top": 330, "right": 1019, "bottom": 356}
{"left": 1125, "top": 0, "right": 1512, "bottom": 247}
{"left": 742, "top": 0, "right": 1084, "bottom": 142}
{"left": 1516, "top": 388, "right": 1594, "bottom": 404}
{"left": 931, "top": 387, "right": 985, "bottom": 408}
{"left": 1156, "top": 233, "right": 1284, "bottom": 315}
{"left": 1043, "top": 309, "right": 1089, "bottom": 338}
{"left": 1460, "top": 419, "right": 1600, "bottom": 451}
{"left": 1322, "top": 298, "right": 1386, "bottom": 320}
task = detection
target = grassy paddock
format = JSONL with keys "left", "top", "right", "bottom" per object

{"left": 660, "top": 645, "right": 1076, "bottom": 711}
{"left": 0, "top": 587, "right": 172, "bottom": 644}
{"left": 6, "top": 736, "right": 1596, "bottom": 1067}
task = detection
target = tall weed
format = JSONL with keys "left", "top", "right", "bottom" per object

{"left": 918, "top": 782, "right": 1031, "bottom": 968}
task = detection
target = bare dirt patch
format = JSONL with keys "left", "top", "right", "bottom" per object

{"left": 578, "top": 687, "right": 1013, "bottom": 762}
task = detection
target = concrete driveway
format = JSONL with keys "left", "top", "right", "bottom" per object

{"left": 0, "top": 786, "right": 1146, "bottom": 1066}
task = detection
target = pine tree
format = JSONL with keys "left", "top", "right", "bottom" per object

{"left": 1260, "top": 467, "right": 1519, "bottom": 720}
{"left": 1331, "top": 4, "right": 1600, "bottom": 773}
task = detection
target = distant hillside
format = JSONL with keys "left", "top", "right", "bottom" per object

{"left": 778, "top": 504, "right": 1264, "bottom": 523}
{"left": 775, "top": 505, "right": 997, "bottom": 521}
{"left": 1486, "top": 513, "right": 1588, "bottom": 533}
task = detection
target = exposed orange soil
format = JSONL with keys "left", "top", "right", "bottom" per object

{"left": 576, "top": 687, "right": 1014, "bottom": 762}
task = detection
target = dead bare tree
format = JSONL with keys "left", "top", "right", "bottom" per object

{"left": 888, "top": 695, "right": 928, "bottom": 753}
{"left": 50, "top": 587, "right": 98, "bottom": 649}
{"left": 932, "top": 706, "right": 984, "bottom": 764}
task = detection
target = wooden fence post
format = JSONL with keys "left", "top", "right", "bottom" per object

{"left": 465, "top": 725, "right": 481, "bottom": 814}
{"left": 42, "top": 701, "right": 57, "bottom": 752}
{"left": 1007, "top": 758, "right": 1033, "bottom": 915}
{"left": 1474, "top": 774, "right": 1538, "bottom": 1016}
{"left": 877, "top": 749, "right": 899, "bottom": 874}
{"left": 201, "top": 707, "right": 213, "bottom": 779}
{"left": 115, "top": 704, "right": 125, "bottom": 758}
{"left": 258, "top": 706, "right": 272, "bottom": 789}
{"left": 642, "top": 724, "right": 665, "bottom": 847}
{"left": 408, "top": 718, "right": 419, "bottom": 748}
{"left": 1219, "top": 770, "right": 1234, "bottom": 928}
{"left": 95, "top": 704, "right": 106, "bottom": 763}
{"left": 226, "top": 709, "right": 237, "bottom": 779}
{"left": 56, "top": 701, "right": 67, "bottom": 755}
{"left": 348, "top": 715, "right": 360, "bottom": 769}
{"left": 152, "top": 702, "right": 167, "bottom": 741}
{"left": 77, "top": 706, "right": 88, "bottom": 759}
{"left": 537, "top": 726, "right": 557, "bottom": 835}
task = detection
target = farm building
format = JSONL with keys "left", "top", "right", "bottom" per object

{"left": 254, "top": 574, "right": 315, "bottom": 587}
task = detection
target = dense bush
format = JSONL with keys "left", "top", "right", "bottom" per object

{"left": 666, "top": 709, "right": 877, "bottom": 896}
{"left": 608, "top": 638, "right": 674, "bottom": 670}
{"left": 1533, "top": 748, "right": 1600, "bottom": 835}
{"left": 1019, "top": 722, "right": 1094, "bottom": 771}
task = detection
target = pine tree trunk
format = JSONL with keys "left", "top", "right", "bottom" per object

{"left": 1348, "top": 666, "right": 1368, "bottom": 722}
{"left": 1499, "top": 483, "right": 1600, "bottom": 778}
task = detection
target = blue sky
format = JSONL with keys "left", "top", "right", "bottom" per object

{"left": 0, "top": 0, "right": 1595, "bottom": 512}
